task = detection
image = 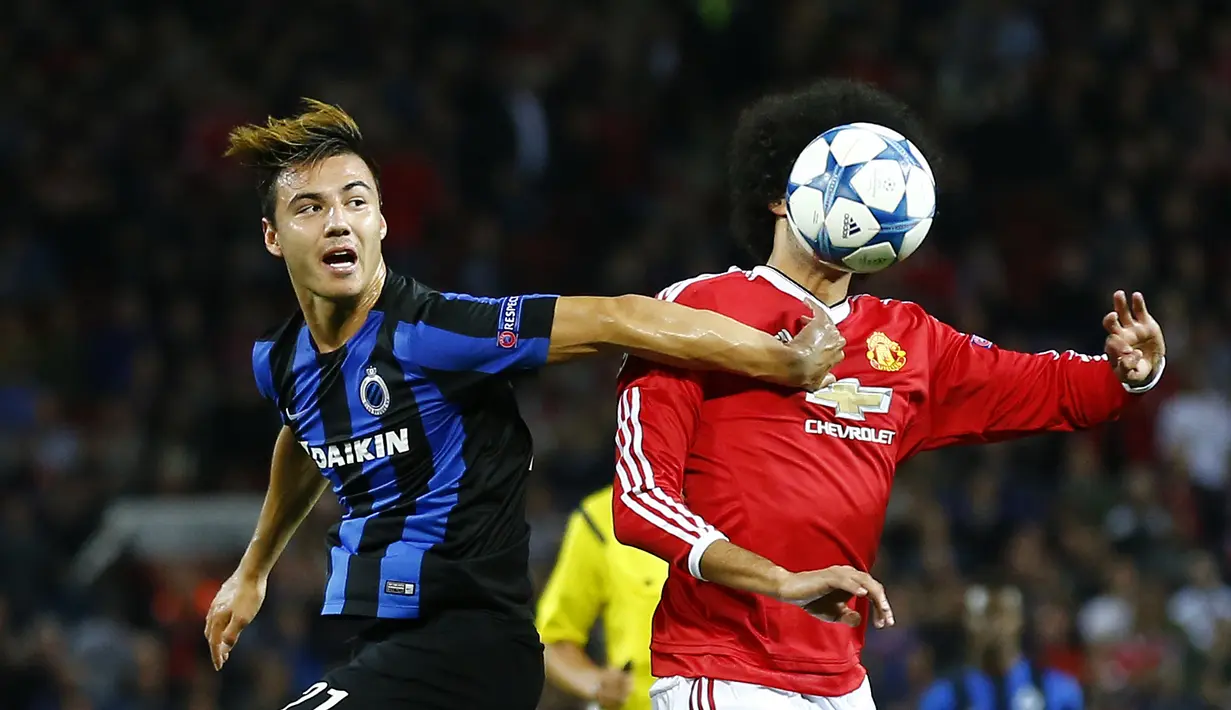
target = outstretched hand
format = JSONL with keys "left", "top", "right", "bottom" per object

{"left": 1102, "top": 290, "right": 1165, "bottom": 387}
{"left": 786, "top": 303, "right": 846, "bottom": 390}
{"left": 775, "top": 564, "right": 895, "bottom": 629}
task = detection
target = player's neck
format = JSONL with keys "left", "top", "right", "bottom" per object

{"left": 299, "top": 261, "right": 387, "bottom": 353}
{"left": 765, "top": 223, "right": 851, "bottom": 307}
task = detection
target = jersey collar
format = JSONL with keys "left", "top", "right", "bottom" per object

{"left": 750, "top": 265, "right": 852, "bottom": 325}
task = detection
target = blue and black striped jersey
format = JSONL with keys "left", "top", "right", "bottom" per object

{"left": 251, "top": 272, "right": 557, "bottom": 620}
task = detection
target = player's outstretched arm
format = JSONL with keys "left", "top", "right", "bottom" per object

{"left": 903, "top": 290, "right": 1166, "bottom": 455}
{"left": 204, "top": 425, "right": 326, "bottom": 671}
{"left": 550, "top": 296, "right": 844, "bottom": 390}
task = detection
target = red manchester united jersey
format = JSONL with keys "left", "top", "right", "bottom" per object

{"left": 612, "top": 265, "right": 1158, "bottom": 697}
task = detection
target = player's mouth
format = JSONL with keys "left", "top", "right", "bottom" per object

{"left": 321, "top": 246, "right": 359, "bottom": 275}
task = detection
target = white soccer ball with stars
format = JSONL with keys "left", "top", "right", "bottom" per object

{"left": 785, "top": 122, "right": 936, "bottom": 274}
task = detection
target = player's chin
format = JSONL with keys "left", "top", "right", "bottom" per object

{"left": 313, "top": 265, "right": 367, "bottom": 299}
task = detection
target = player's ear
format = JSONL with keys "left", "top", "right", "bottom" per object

{"left": 262, "top": 218, "right": 283, "bottom": 258}
{"left": 380, "top": 215, "right": 388, "bottom": 241}
{"left": 769, "top": 200, "right": 787, "bottom": 217}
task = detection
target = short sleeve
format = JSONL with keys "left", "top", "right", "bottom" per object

{"left": 252, "top": 340, "right": 288, "bottom": 426}
{"left": 252, "top": 340, "right": 278, "bottom": 402}
{"left": 398, "top": 292, "right": 558, "bottom": 374}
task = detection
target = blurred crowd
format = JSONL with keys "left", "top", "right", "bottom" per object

{"left": 3, "top": 0, "right": 1231, "bottom": 708}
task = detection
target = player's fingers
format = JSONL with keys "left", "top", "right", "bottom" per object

{"left": 1130, "top": 354, "right": 1152, "bottom": 381}
{"left": 218, "top": 616, "right": 248, "bottom": 667}
{"left": 221, "top": 615, "right": 247, "bottom": 647}
{"left": 1102, "top": 312, "right": 1123, "bottom": 336}
{"left": 1113, "top": 290, "right": 1135, "bottom": 326}
{"left": 838, "top": 605, "right": 862, "bottom": 628}
{"left": 821, "top": 373, "right": 837, "bottom": 388}
{"left": 1104, "top": 333, "right": 1132, "bottom": 359}
{"left": 822, "top": 573, "right": 869, "bottom": 599}
{"left": 856, "top": 576, "right": 894, "bottom": 628}
{"left": 1131, "top": 291, "right": 1151, "bottom": 323}
{"left": 206, "top": 609, "right": 229, "bottom": 669}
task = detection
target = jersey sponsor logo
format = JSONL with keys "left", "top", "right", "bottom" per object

{"left": 285, "top": 406, "right": 308, "bottom": 422}
{"left": 498, "top": 295, "right": 522, "bottom": 349}
{"left": 805, "top": 418, "right": 896, "bottom": 445}
{"left": 359, "top": 365, "right": 391, "bottom": 416}
{"left": 299, "top": 427, "right": 411, "bottom": 470}
{"left": 970, "top": 333, "right": 993, "bottom": 349}
{"left": 866, "top": 331, "right": 907, "bottom": 372}
{"left": 806, "top": 378, "right": 892, "bottom": 421}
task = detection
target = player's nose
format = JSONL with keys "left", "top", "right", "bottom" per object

{"left": 323, "top": 205, "right": 352, "bottom": 237}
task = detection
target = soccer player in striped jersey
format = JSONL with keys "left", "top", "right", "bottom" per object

{"left": 202, "top": 100, "right": 847, "bottom": 710}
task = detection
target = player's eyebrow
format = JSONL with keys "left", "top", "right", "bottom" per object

{"left": 288, "top": 181, "right": 372, "bottom": 205}
{"left": 288, "top": 190, "right": 323, "bottom": 205}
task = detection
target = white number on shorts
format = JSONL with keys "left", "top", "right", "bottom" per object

{"left": 281, "top": 682, "right": 349, "bottom": 710}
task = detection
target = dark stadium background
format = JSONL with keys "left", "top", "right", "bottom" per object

{"left": 4, "top": 0, "right": 1231, "bottom": 708}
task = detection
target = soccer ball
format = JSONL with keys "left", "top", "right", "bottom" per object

{"left": 785, "top": 123, "right": 936, "bottom": 274}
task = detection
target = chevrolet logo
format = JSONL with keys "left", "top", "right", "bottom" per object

{"left": 806, "top": 379, "right": 892, "bottom": 421}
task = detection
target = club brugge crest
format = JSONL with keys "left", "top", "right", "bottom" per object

{"left": 360, "top": 365, "right": 390, "bottom": 416}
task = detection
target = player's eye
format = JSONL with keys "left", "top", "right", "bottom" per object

{"left": 297, "top": 204, "right": 321, "bottom": 215}
{"left": 348, "top": 198, "right": 366, "bottom": 208}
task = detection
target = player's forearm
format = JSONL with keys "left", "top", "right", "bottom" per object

{"left": 697, "top": 539, "right": 791, "bottom": 599}
{"left": 544, "top": 642, "right": 606, "bottom": 702}
{"left": 237, "top": 426, "right": 327, "bottom": 581}
{"left": 550, "top": 295, "right": 801, "bottom": 383}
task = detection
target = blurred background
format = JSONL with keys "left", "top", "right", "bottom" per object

{"left": 3, "top": 0, "right": 1231, "bottom": 708}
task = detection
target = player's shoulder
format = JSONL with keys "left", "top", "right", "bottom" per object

{"left": 575, "top": 486, "right": 615, "bottom": 542}
{"left": 252, "top": 311, "right": 305, "bottom": 403}
{"left": 852, "top": 295, "right": 934, "bottom": 323}
{"left": 255, "top": 310, "right": 303, "bottom": 349}
{"left": 376, "top": 271, "right": 437, "bottom": 321}
{"left": 654, "top": 266, "right": 752, "bottom": 306}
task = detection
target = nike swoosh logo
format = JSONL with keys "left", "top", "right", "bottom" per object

{"left": 285, "top": 407, "right": 308, "bottom": 422}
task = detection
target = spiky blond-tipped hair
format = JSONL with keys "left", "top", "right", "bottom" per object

{"left": 225, "top": 98, "right": 381, "bottom": 221}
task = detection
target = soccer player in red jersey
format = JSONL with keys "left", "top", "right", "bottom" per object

{"left": 611, "top": 80, "right": 1166, "bottom": 710}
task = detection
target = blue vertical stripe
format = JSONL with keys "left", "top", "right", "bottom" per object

{"left": 335, "top": 312, "right": 385, "bottom": 553}
{"left": 377, "top": 546, "right": 425, "bottom": 617}
{"left": 286, "top": 324, "right": 347, "bottom": 609}
{"left": 286, "top": 326, "right": 325, "bottom": 440}
{"left": 399, "top": 370, "right": 466, "bottom": 547}
{"left": 322, "top": 547, "right": 351, "bottom": 616}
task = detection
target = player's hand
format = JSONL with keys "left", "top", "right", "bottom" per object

{"left": 786, "top": 303, "right": 846, "bottom": 390}
{"left": 204, "top": 570, "right": 267, "bottom": 671}
{"left": 593, "top": 664, "right": 634, "bottom": 709}
{"left": 775, "top": 565, "right": 894, "bottom": 629}
{"left": 1102, "top": 290, "right": 1165, "bottom": 387}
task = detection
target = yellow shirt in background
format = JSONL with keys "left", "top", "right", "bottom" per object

{"left": 536, "top": 486, "right": 668, "bottom": 710}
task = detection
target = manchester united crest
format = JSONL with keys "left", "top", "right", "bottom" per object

{"left": 866, "top": 332, "right": 907, "bottom": 372}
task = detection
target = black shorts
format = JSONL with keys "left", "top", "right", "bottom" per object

{"left": 280, "top": 610, "right": 544, "bottom": 710}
